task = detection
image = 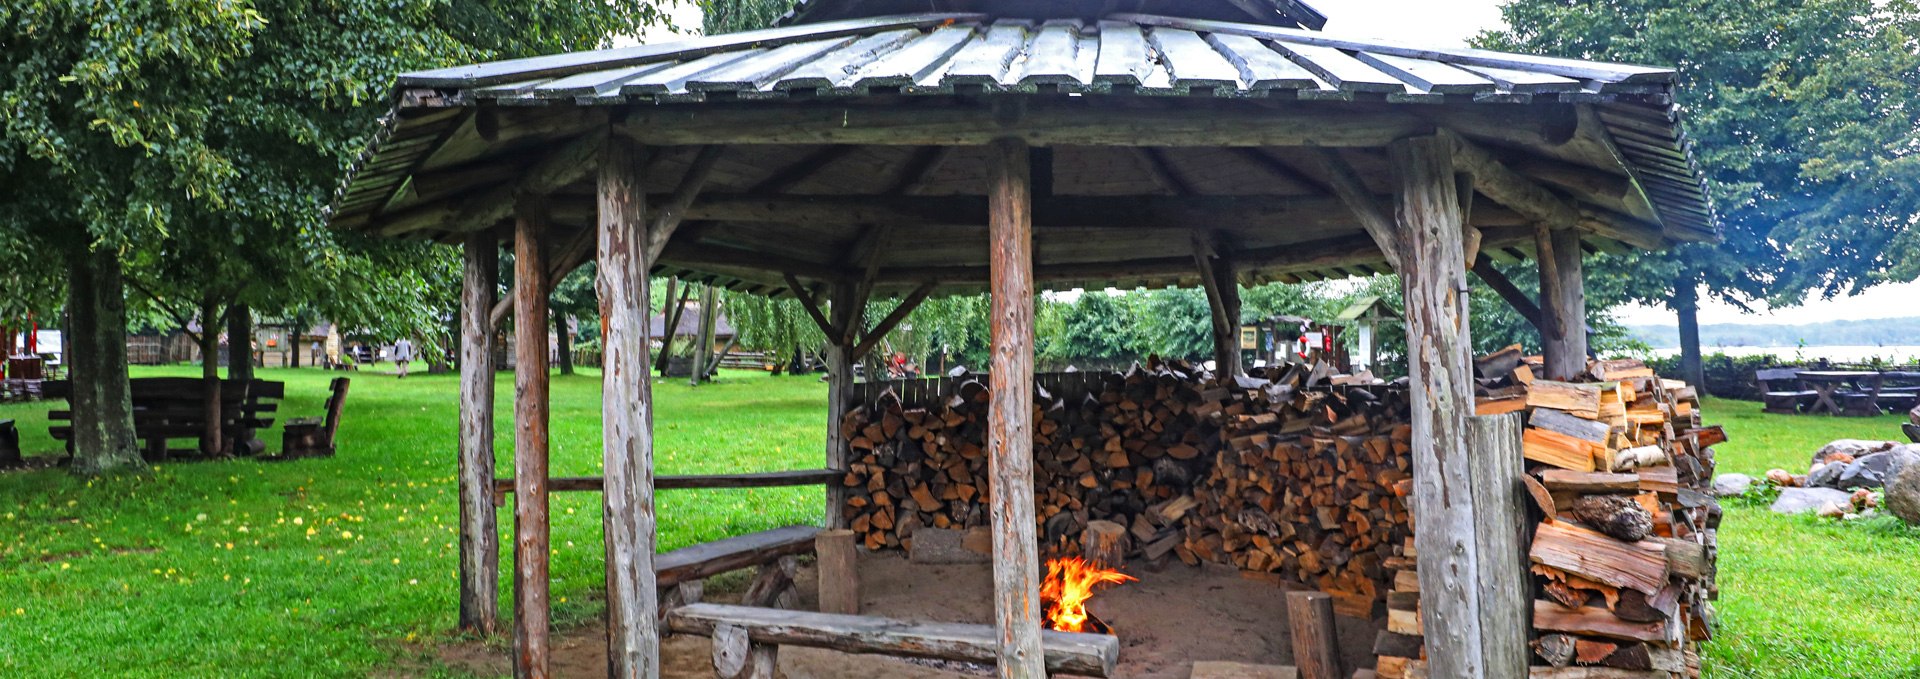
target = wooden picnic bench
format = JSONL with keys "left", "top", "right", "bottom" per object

{"left": 279, "top": 377, "right": 351, "bottom": 458}
{"left": 1756, "top": 368, "right": 1816, "bottom": 414}
{"left": 45, "top": 378, "right": 284, "bottom": 458}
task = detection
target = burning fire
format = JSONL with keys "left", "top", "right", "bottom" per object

{"left": 1040, "top": 557, "right": 1136, "bottom": 634}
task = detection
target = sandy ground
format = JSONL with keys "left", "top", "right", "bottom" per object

{"left": 437, "top": 551, "right": 1380, "bottom": 678}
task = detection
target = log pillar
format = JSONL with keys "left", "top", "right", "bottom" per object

{"left": 457, "top": 233, "right": 501, "bottom": 636}
{"left": 1386, "top": 135, "right": 1497, "bottom": 678}
{"left": 1538, "top": 228, "right": 1588, "bottom": 379}
{"left": 823, "top": 284, "right": 860, "bottom": 530}
{"left": 986, "top": 137, "right": 1045, "bottom": 679}
{"left": 598, "top": 136, "right": 661, "bottom": 678}
{"left": 512, "top": 202, "right": 554, "bottom": 679}
{"left": 1195, "top": 243, "right": 1242, "bottom": 378}
{"left": 689, "top": 283, "right": 717, "bottom": 386}
{"left": 1466, "top": 413, "right": 1530, "bottom": 678}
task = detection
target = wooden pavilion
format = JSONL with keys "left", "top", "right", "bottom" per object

{"left": 326, "top": 0, "right": 1715, "bottom": 676}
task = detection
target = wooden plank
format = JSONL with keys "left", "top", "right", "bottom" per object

{"left": 1204, "top": 33, "right": 1320, "bottom": 91}
{"left": 1389, "top": 135, "right": 1488, "bottom": 678}
{"left": 987, "top": 136, "right": 1046, "bottom": 679}
{"left": 598, "top": 136, "right": 660, "bottom": 678}
{"left": 685, "top": 37, "right": 862, "bottom": 92}
{"left": 512, "top": 202, "right": 553, "bottom": 679}
{"left": 1536, "top": 470, "right": 1642, "bottom": 494}
{"left": 1285, "top": 591, "right": 1341, "bottom": 679}
{"left": 1354, "top": 52, "right": 1495, "bottom": 94}
{"left": 1467, "top": 414, "right": 1531, "bottom": 678}
{"left": 1092, "top": 21, "right": 1155, "bottom": 86}
{"left": 1267, "top": 42, "right": 1409, "bottom": 94}
{"left": 1529, "top": 522, "right": 1669, "bottom": 595}
{"left": 846, "top": 25, "right": 976, "bottom": 91}
{"left": 1528, "top": 407, "right": 1611, "bottom": 445}
{"left": 655, "top": 525, "right": 821, "bottom": 587}
{"left": 399, "top": 14, "right": 984, "bottom": 87}
{"left": 665, "top": 604, "right": 1119, "bottom": 678}
{"left": 775, "top": 29, "right": 923, "bottom": 91}
{"left": 1146, "top": 28, "right": 1241, "bottom": 90}
{"left": 941, "top": 22, "right": 1029, "bottom": 86}
{"left": 457, "top": 233, "right": 501, "bottom": 637}
{"left": 1016, "top": 21, "right": 1086, "bottom": 87}
{"left": 1530, "top": 601, "right": 1668, "bottom": 643}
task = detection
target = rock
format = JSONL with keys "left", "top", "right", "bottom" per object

{"left": 1817, "top": 501, "right": 1850, "bottom": 519}
{"left": 1712, "top": 473, "right": 1753, "bottom": 497}
{"left": 1808, "top": 461, "right": 1847, "bottom": 489}
{"left": 1770, "top": 487, "right": 1854, "bottom": 515}
{"left": 1834, "top": 448, "right": 1920, "bottom": 490}
{"left": 1888, "top": 465, "right": 1920, "bottom": 526}
{"left": 1811, "top": 439, "right": 1897, "bottom": 466}
{"left": 1765, "top": 469, "right": 1799, "bottom": 487}
{"left": 908, "top": 527, "right": 988, "bottom": 565}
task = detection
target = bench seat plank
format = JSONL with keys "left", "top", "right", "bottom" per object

{"left": 667, "top": 603, "right": 1120, "bottom": 677}
{"left": 656, "top": 525, "right": 821, "bottom": 587}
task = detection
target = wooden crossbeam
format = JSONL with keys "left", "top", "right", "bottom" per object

{"left": 490, "top": 469, "right": 841, "bottom": 505}
{"left": 851, "top": 281, "right": 936, "bottom": 361}
{"left": 784, "top": 272, "right": 841, "bottom": 339}
{"left": 383, "top": 123, "right": 607, "bottom": 237}
{"left": 1469, "top": 258, "right": 1545, "bottom": 332}
{"left": 645, "top": 145, "right": 726, "bottom": 262}
{"left": 1313, "top": 148, "right": 1403, "bottom": 262}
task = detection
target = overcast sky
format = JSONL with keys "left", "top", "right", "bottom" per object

{"left": 631, "top": 0, "right": 1920, "bottom": 328}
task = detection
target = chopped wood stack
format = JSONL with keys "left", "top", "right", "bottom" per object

{"left": 1473, "top": 350, "right": 1722, "bottom": 679}
{"left": 838, "top": 359, "right": 1413, "bottom": 616}
{"left": 1371, "top": 537, "right": 1425, "bottom": 679}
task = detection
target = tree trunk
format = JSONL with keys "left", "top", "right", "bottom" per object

{"left": 986, "top": 137, "right": 1046, "bottom": 679}
{"left": 457, "top": 235, "right": 501, "bottom": 636}
{"left": 64, "top": 247, "right": 142, "bottom": 475}
{"left": 555, "top": 314, "right": 574, "bottom": 375}
{"left": 289, "top": 314, "right": 304, "bottom": 369}
{"left": 690, "top": 285, "right": 717, "bottom": 387}
{"left": 1672, "top": 280, "right": 1705, "bottom": 394}
{"left": 200, "top": 295, "right": 224, "bottom": 457}
{"left": 226, "top": 302, "right": 256, "bottom": 455}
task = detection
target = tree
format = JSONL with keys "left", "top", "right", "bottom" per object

{"left": 702, "top": 0, "right": 800, "bottom": 34}
{"left": 1043, "top": 291, "right": 1139, "bottom": 367}
{"left": 2, "top": 0, "right": 674, "bottom": 472}
{"left": 1478, "top": 0, "right": 1920, "bottom": 388}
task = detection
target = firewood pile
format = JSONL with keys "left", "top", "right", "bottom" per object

{"left": 838, "top": 359, "right": 1413, "bottom": 615}
{"left": 1390, "top": 348, "right": 1721, "bottom": 679}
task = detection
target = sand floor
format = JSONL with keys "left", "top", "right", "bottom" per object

{"left": 436, "top": 550, "right": 1380, "bottom": 678}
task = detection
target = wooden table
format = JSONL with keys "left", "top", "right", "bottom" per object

{"left": 1795, "top": 370, "right": 1883, "bottom": 416}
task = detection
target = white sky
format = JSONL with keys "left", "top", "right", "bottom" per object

{"left": 621, "top": 0, "right": 1920, "bottom": 328}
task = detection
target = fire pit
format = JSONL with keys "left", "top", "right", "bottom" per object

{"left": 1041, "top": 557, "right": 1137, "bottom": 635}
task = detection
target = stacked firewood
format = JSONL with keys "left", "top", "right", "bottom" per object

{"left": 1371, "top": 536, "right": 1425, "bottom": 679}
{"left": 1181, "top": 366, "right": 1415, "bottom": 617}
{"left": 838, "top": 360, "right": 1415, "bottom": 615}
{"left": 838, "top": 360, "right": 1222, "bottom": 555}
{"left": 1473, "top": 349, "right": 1723, "bottom": 678}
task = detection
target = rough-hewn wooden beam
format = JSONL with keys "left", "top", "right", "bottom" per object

{"left": 1470, "top": 258, "right": 1546, "bottom": 332}
{"left": 457, "top": 233, "right": 500, "bottom": 637}
{"left": 1314, "top": 148, "right": 1402, "bottom": 262}
{"left": 823, "top": 283, "right": 860, "bottom": 530}
{"left": 1540, "top": 227, "right": 1589, "bottom": 379}
{"left": 784, "top": 272, "right": 841, "bottom": 339}
{"left": 597, "top": 136, "right": 660, "bottom": 678}
{"left": 383, "top": 124, "right": 607, "bottom": 237}
{"left": 1193, "top": 233, "right": 1243, "bottom": 377}
{"left": 986, "top": 137, "right": 1045, "bottom": 679}
{"left": 511, "top": 200, "right": 554, "bottom": 679}
{"left": 851, "top": 281, "right": 937, "bottom": 361}
{"left": 1447, "top": 131, "right": 1669, "bottom": 250}
{"left": 645, "top": 146, "right": 726, "bottom": 263}
{"left": 614, "top": 99, "right": 1575, "bottom": 148}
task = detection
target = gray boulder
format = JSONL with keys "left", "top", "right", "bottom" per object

{"left": 1808, "top": 461, "right": 1847, "bottom": 489}
{"left": 1811, "top": 439, "right": 1898, "bottom": 466}
{"left": 1711, "top": 473, "right": 1753, "bottom": 497}
{"left": 1771, "top": 487, "right": 1854, "bottom": 515}
{"left": 1888, "top": 464, "right": 1920, "bottom": 526}
{"left": 1834, "top": 448, "right": 1920, "bottom": 490}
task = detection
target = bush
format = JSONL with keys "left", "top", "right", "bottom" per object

{"left": 1646, "top": 352, "right": 1784, "bottom": 400}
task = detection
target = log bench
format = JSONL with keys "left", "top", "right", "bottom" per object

{"left": 45, "top": 378, "right": 284, "bottom": 458}
{"left": 666, "top": 603, "right": 1121, "bottom": 678}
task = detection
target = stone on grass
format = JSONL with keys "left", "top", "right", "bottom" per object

{"left": 1833, "top": 448, "right": 1920, "bottom": 490}
{"left": 1770, "top": 487, "right": 1854, "bottom": 515}
{"left": 1811, "top": 440, "right": 1897, "bottom": 466}
{"left": 1808, "top": 461, "right": 1847, "bottom": 489}
{"left": 1712, "top": 473, "right": 1753, "bottom": 497}
{"left": 1887, "top": 464, "right": 1920, "bottom": 526}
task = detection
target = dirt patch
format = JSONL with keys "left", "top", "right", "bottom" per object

{"left": 434, "top": 551, "right": 1379, "bottom": 678}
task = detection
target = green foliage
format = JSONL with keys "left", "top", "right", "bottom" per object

{"left": 701, "top": 0, "right": 799, "bottom": 34}
{"left": 1043, "top": 292, "right": 1138, "bottom": 366}
{"left": 1477, "top": 0, "right": 1920, "bottom": 312}
{"left": 723, "top": 290, "right": 827, "bottom": 363}
{"left": 1646, "top": 352, "right": 1782, "bottom": 400}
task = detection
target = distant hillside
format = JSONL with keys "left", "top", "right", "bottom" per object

{"left": 1627, "top": 317, "right": 1920, "bottom": 349}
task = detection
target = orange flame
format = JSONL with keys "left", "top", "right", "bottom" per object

{"left": 1041, "top": 557, "right": 1136, "bottom": 633}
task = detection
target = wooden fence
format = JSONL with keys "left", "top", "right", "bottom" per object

{"left": 843, "top": 370, "right": 1114, "bottom": 411}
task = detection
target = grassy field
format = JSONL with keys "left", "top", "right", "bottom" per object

{"left": 1, "top": 370, "right": 1916, "bottom": 677}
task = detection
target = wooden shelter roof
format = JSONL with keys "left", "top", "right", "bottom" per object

{"left": 328, "top": 10, "right": 1717, "bottom": 298}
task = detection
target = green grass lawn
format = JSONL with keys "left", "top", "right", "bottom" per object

{"left": 1697, "top": 397, "right": 1920, "bottom": 679}
{"left": 0, "top": 365, "right": 828, "bottom": 677}
{"left": 1, "top": 374, "right": 1916, "bottom": 677}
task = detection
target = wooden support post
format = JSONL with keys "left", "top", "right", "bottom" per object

{"left": 1467, "top": 413, "right": 1530, "bottom": 678}
{"left": 1285, "top": 591, "right": 1340, "bottom": 679}
{"left": 689, "top": 283, "right": 717, "bottom": 386}
{"left": 1540, "top": 228, "right": 1588, "bottom": 378}
{"left": 1386, "top": 135, "right": 1494, "bottom": 679}
{"left": 823, "top": 283, "right": 860, "bottom": 529}
{"left": 986, "top": 137, "right": 1045, "bottom": 679}
{"left": 712, "top": 623, "right": 778, "bottom": 679}
{"left": 815, "top": 529, "right": 860, "bottom": 615}
{"left": 1194, "top": 234, "right": 1243, "bottom": 377}
{"left": 655, "top": 280, "right": 691, "bottom": 376}
{"left": 457, "top": 234, "right": 501, "bottom": 636}
{"left": 512, "top": 202, "right": 553, "bottom": 679}
{"left": 598, "top": 137, "right": 661, "bottom": 678}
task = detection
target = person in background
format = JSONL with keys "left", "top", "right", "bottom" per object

{"left": 393, "top": 337, "right": 414, "bottom": 379}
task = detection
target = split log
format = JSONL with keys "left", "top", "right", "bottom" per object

{"left": 1081, "top": 520, "right": 1130, "bottom": 568}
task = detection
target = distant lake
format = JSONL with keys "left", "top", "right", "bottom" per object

{"left": 1642, "top": 345, "right": 1920, "bottom": 364}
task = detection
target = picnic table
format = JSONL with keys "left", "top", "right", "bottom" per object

{"left": 1796, "top": 370, "right": 1883, "bottom": 416}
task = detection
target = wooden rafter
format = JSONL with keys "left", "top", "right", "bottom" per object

{"left": 851, "top": 281, "right": 936, "bottom": 361}
{"left": 1312, "top": 148, "right": 1402, "bottom": 262}
{"left": 784, "top": 272, "right": 841, "bottom": 339}
{"left": 645, "top": 145, "right": 726, "bottom": 262}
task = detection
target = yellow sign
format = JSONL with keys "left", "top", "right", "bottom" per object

{"left": 1240, "top": 326, "right": 1258, "bottom": 350}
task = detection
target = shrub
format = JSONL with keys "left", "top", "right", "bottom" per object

{"left": 1646, "top": 352, "right": 1783, "bottom": 400}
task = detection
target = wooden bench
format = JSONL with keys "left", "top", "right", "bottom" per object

{"left": 45, "top": 378, "right": 284, "bottom": 458}
{"left": 1755, "top": 368, "right": 1815, "bottom": 414}
{"left": 279, "top": 377, "right": 351, "bottom": 458}
{"left": 666, "top": 603, "right": 1120, "bottom": 678}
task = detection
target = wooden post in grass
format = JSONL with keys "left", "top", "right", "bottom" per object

{"left": 512, "top": 200, "right": 553, "bottom": 679}
{"left": 598, "top": 135, "right": 662, "bottom": 678}
{"left": 457, "top": 232, "right": 501, "bottom": 636}
{"left": 986, "top": 136, "right": 1045, "bottom": 679}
